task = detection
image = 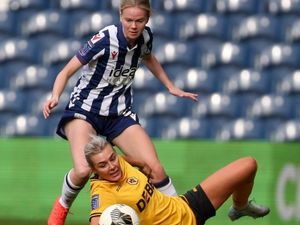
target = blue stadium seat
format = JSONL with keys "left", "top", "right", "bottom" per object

{"left": 218, "top": 68, "right": 270, "bottom": 94}
{"left": 135, "top": 92, "right": 189, "bottom": 118}
{"left": 177, "top": 13, "right": 226, "bottom": 41}
{"left": 291, "top": 95, "right": 300, "bottom": 119}
{"left": 249, "top": 43, "right": 300, "bottom": 70}
{"left": 0, "top": 11, "right": 16, "bottom": 36}
{"left": 266, "top": 119, "right": 300, "bottom": 142}
{"left": 157, "top": 0, "right": 205, "bottom": 13}
{"left": 153, "top": 40, "right": 196, "bottom": 67}
{"left": 0, "top": 38, "right": 37, "bottom": 64}
{"left": 132, "top": 66, "right": 163, "bottom": 92}
{"left": 164, "top": 65, "right": 217, "bottom": 93}
{"left": 190, "top": 93, "right": 239, "bottom": 118}
{"left": 56, "top": 0, "right": 100, "bottom": 11}
{"left": 270, "top": 68, "right": 300, "bottom": 94}
{"left": 137, "top": 116, "right": 160, "bottom": 138}
{"left": 148, "top": 12, "right": 175, "bottom": 40}
{"left": 20, "top": 10, "right": 68, "bottom": 38}
{"left": 279, "top": 15, "right": 300, "bottom": 43}
{"left": 197, "top": 41, "right": 248, "bottom": 69}
{"left": 207, "top": 0, "right": 259, "bottom": 15}
{"left": 259, "top": 0, "right": 300, "bottom": 15}
{"left": 1, "top": 114, "right": 48, "bottom": 137}
{"left": 9, "top": 0, "right": 49, "bottom": 11}
{"left": 41, "top": 38, "right": 81, "bottom": 65}
{"left": 241, "top": 94, "right": 292, "bottom": 119}
{"left": 228, "top": 14, "right": 279, "bottom": 42}
{"left": 9, "top": 64, "right": 55, "bottom": 91}
{"left": 159, "top": 117, "right": 209, "bottom": 139}
{"left": 0, "top": 89, "right": 26, "bottom": 114}
{"left": 70, "top": 11, "right": 118, "bottom": 40}
{"left": 211, "top": 118, "right": 265, "bottom": 140}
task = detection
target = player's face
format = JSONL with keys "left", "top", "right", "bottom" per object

{"left": 90, "top": 145, "right": 122, "bottom": 182}
{"left": 120, "top": 6, "right": 149, "bottom": 46}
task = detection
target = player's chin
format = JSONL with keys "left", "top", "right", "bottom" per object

{"left": 109, "top": 170, "right": 122, "bottom": 182}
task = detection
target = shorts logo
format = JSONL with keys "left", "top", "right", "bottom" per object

{"left": 74, "top": 113, "right": 86, "bottom": 120}
{"left": 91, "top": 194, "right": 99, "bottom": 210}
{"left": 127, "top": 177, "right": 139, "bottom": 185}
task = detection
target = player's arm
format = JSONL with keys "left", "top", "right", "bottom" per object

{"left": 142, "top": 53, "right": 198, "bottom": 101}
{"left": 43, "top": 56, "right": 82, "bottom": 118}
{"left": 90, "top": 216, "right": 100, "bottom": 225}
{"left": 123, "top": 155, "right": 152, "bottom": 178}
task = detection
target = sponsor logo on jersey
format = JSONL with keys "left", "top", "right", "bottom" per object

{"left": 136, "top": 180, "right": 155, "bottom": 212}
{"left": 127, "top": 177, "right": 138, "bottom": 185}
{"left": 106, "top": 66, "right": 137, "bottom": 86}
{"left": 111, "top": 50, "right": 118, "bottom": 60}
{"left": 91, "top": 194, "right": 99, "bottom": 210}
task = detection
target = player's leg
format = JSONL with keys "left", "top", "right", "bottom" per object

{"left": 112, "top": 124, "right": 177, "bottom": 196}
{"left": 200, "top": 157, "right": 269, "bottom": 220}
{"left": 48, "top": 119, "right": 96, "bottom": 225}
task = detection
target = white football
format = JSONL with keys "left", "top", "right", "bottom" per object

{"left": 99, "top": 204, "right": 140, "bottom": 225}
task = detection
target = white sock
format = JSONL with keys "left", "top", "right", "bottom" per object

{"left": 155, "top": 177, "right": 178, "bottom": 196}
{"left": 60, "top": 171, "right": 84, "bottom": 208}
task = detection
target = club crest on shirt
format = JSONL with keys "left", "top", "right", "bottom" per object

{"left": 127, "top": 177, "right": 139, "bottom": 185}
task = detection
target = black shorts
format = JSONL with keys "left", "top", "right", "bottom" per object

{"left": 180, "top": 184, "right": 216, "bottom": 225}
{"left": 56, "top": 106, "right": 140, "bottom": 142}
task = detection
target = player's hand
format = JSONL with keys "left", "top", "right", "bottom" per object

{"left": 43, "top": 95, "right": 59, "bottom": 119}
{"left": 169, "top": 86, "right": 198, "bottom": 102}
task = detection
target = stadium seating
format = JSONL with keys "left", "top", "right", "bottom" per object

{"left": 0, "top": 0, "right": 299, "bottom": 141}
{"left": 207, "top": 0, "right": 259, "bottom": 15}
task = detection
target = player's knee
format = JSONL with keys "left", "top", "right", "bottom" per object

{"left": 73, "top": 167, "right": 91, "bottom": 180}
{"left": 244, "top": 156, "right": 257, "bottom": 175}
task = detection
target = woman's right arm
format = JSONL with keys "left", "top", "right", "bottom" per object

{"left": 43, "top": 56, "right": 82, "bottom": 119}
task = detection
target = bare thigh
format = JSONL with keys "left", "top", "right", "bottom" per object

{"left": 64, "top": 119, "right": 97, "bottom": 184}
{"left": 112, "top": 124, "right": 167, "bottom": 182}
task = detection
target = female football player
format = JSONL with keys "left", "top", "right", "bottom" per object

{"left": 43, "top": 1, "right": 198, "bottom": 225}
{"left": 85, "top": 135, "right": 270, "bottom": 225}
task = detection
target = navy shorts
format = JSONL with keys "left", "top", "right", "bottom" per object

{"left": 180, "top": 184, "right": 216, "bottom": 225}
{"left": 56, "top": 106, "right": 140, "bottom": 142}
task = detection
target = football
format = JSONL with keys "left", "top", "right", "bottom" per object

{"left": 99, "top": 204, "right": 140, "bottom": 225}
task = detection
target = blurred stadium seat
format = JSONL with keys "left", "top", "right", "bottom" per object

{"left": 0, "top": 37, "right": 37, "bottom": 64}
{"left": 148, "top": 12, "right": 175, "bottom": 40}
{"left": 56, "top": 0, "right": 100, "bottom": 11}
{"left": 20, "top": 10, "right": 68, "bottom": 38}
{"left": 249, "top": 43, "right": 300, "bottom": 70}
{"left": 197, "top": 41, "right": 248, "bottom": 69}
{"left": 270, "top": 68, "right": 300, "bottom": 94}
{"left": 218, "top": 68, "right": 270, "bottom": 94}
{"left": 228, "top": 14, "right": 279, "bottom": 42}
{"left": 70, "top": 11, "right": 118, "bottom": 40}
{"left": 9, "top": 0, "right": 48, "bottom": 11}
{"left": 136, "top": 92, "right": 188, "bottom": 118}
{"left": 159, "top": 117, "right": 209, "bottom": 139}
{"left": 190, "top": 93, "right": 239, "bottom": 118}
{"left": 0, "top": 89, "right": 25, "bottom": 114}
{"left": 164, "top": 65, "right": 217, "bottom": 93}
{"left": 241, "top": 94, "right": 292, "bottom": 119}
{"left": 132, "top": 66, "right": 163, "bottom": 92}
{"left": 279, "top": 15, "right": 300, "bottom": 43}
{"left": 0, "top": 11, "right": 16, "bottom": 37}
{"left": 9, "top": 64, "right": 55, "bottom": 91}
{"left": 177, "top": 13, "right": 226, "bottom": 41}
{"left": 259, "top": 0, "right": 300, "bottom": 15}
{"left": 207, "top": 0, "right": 259, "bottom": 15}
{"left": 1, "top": 114, "right": 48, "bottom": 136}
{"left": 41, "top": 38, "right": 81, "bottom": 65}
{"left": 211, "top": 118, "right": 265, "bottom": 140}
{"left": 153, "top": 40, "right": 196, "bottom": 67}
{"left": 157, "top": 0, "right": 205, "bottom": 13}
{"left": 266, "top": 119, "right": 300, "bottom": 142}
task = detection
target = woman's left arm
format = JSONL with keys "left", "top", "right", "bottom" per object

{"left": 142, "top": 53, "right": 198, "bottom": 101}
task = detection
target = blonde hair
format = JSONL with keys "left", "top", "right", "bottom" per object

{"left": 120, "top": 0, "right": 152, "bottom": 17}
{"left": 84, "top": 135, "right": 109, "bottom": 167}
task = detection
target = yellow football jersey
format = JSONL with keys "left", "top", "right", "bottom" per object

{"left": 90, "top": 156, "right": 197, "bottom": 225}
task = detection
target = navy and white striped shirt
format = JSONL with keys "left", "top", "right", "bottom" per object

{"left": 69, "top": 23, "right": 153, "bottom": 116}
